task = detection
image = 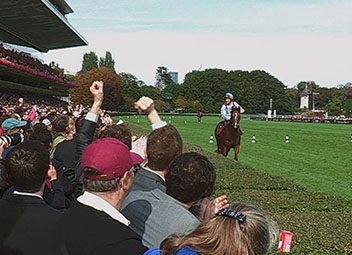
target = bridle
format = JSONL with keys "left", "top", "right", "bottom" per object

{"left": 230, "top": 107, "right": 240, "bottom": 129}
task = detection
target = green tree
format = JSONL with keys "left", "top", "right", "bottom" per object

{"left": 180, "top": 69, "right": 294, "bottom": 114}
{"left": 119, "top": 72, "right": 143, "bottom": 111}
{"left": 326, "top": 96, "right": 344, "bottom": 116}
{"left": 154, "top": 100, "right": 172, "bottom": 113}
{"left": 138, "top": 85, "right": 163, "bottom": 103}
{"left": 49, "top": 61, "right": 65, "bottom": 77}
{"left": 99, "top": 51, "right": 115, "bottom": 69}
{"left": 81, "top": 51, "right": 98, "bottom": 72}
{"left": 155, "top": 66, "right": 175, "bottom": 90}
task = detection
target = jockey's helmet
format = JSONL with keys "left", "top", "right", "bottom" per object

{"left": 225, "top": 93, "right": 233, "bottom": 100}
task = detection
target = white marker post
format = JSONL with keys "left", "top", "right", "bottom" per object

{"left": 251, "top": 135, "right": 256, "bottom": 143}
{"left": 285, "top": 135, "right": 289, "bottom": 143}
{"left": 209, "top": 134, "right": 214, "bottom": 144}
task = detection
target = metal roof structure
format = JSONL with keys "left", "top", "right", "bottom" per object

{"left": 0, "top": 0, "right": 87, "bottom": 52}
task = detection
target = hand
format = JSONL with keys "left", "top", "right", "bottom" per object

{"left": 47, "top": 165, "right": 57, "bottom": 181}
{"left": 134, "top": 97, "right": 155, "bottom": 114}
{"left": 131, "top": 136, "right": 148, "bottom": 159}
{"left": 197, "top": 195, "right": 229, "bottom": 221}
{"left": 89, "top": 81, "right": 104, "bottom": 103}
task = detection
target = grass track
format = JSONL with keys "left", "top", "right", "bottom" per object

{"left": 117, "top": 116, "right": 352, "bottom": 253}
{"left": 119, "top": 115, "right": 352, "bottom": 200}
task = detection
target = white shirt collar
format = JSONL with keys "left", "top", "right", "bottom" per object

{"left": 143, "top": 166, "right": 166, "bottom": 182}
{"left": 13, "top": 190, "right": 43, "bottom": 199}
{"left": 77, "top": 191, "right": 130, "bottom": 226}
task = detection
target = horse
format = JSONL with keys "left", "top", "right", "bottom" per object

{"left": 197, "top": 110, "right": 204, "bottom": 123}
{"left": 214, "top": 107, "right": 241, "bottom": 161}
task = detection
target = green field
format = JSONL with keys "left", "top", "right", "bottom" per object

{"left": 119, "top": 114, "right": 352, "bottom": 200}
{"left": 116, "top": 114, "right": 352, "bottom": 253}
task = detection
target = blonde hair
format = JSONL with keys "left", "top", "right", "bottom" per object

{"left": 160, "top": 202, "right": 278, "bottom": 255}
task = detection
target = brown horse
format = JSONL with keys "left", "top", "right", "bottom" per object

{"left": 197, "top": 110, "right": 204, "bottom": 123}
{"left": 215, "top": 107, "right": 241, "bottom": 161}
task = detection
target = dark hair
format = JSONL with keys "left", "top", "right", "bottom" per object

{"left": 98, "top": 124, "right": 132, "bottom": 149}
{"left": 51, "top": 115, "right": 70, "bottom": 133}
{"left": 166, "top": 152, "right": 216, "bottom": 204}
{"left": 147, "top": 125, "right": 183, "bottom": 172}
{"left": 30, "top": 124, "right": 53, "bottom": 149}
{"left": 5, "top": 140, "right": 49, "bottom": 192}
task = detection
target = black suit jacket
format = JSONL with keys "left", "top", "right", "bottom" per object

{"left": 0, "top": 194, "right": 62, "bottom": 255}
{"left": 60, "top": 201, "right": 147, "bottom": 255}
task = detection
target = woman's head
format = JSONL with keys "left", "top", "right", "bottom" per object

{"left": 161, "top": 202, "right": 278, "bottom": 255}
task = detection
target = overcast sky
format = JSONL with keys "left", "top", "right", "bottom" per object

{"left": 42, "top": 0, "right": 352, "bottom": 88}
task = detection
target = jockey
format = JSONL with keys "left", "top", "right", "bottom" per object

{"left": 218, "top": 93, "right": 244, "bottom": 135}
{"left": 220, "top": 93, "right": 244, "bottom": 120}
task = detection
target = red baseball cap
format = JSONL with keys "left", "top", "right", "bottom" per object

{"left": 81, "top": 138, "right": 140, "bottom": 181}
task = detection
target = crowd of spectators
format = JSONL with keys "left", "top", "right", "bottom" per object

{"left": 0, "top": 42, "right": 74, "bottom": 87}
{"left": 0, "top": 82, "right": 279, "bottom": 255}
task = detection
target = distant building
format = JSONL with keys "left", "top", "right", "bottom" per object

{"left": 300, "top": 86, "right": 310, "bottom": 109}
{"left": 300, "top": 85, "right": 319, "bottom": 111}
{"left": 169, "top": 72, "right": 178, "bottom": 84}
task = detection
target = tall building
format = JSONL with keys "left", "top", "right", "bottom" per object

{"left": 169, "top": 72, "right": 178, "bottom": 84}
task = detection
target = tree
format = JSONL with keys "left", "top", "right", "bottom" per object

{"left": 180, "top": 69, "right": 295, "bottom": 114}
{"left": 296, "top": 81, "right": 318, "bottom": 93}
{"left": 49, "top": 61, "right": 64, "bottom": 77}
{"left": 155, "top": 66, "right": 175, "bottom": 90}
{"left": 119, "top": 72, "right": 143, "bottom": 111}
{"left": 81, "top": 52, "right": 98, "bottom": 72}
{"left": 154, "top": 100, "right": 172, "bottom": 113}
{"left": 99, "top": 51, "right": 115, "bottom": 69}
{"left": 187, "top": 100, "right": 204, "bottom": 112}
{"left": 71, "top": 67, "right": 121, "bottom": 110}
{"left": 175, "top": 96, "right": 188, "bottom": 110}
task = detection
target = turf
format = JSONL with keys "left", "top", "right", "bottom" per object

{"left": 119, "top": 114, "right": 352, "bottom": 200}
{"left": 115, "top": 115, "right": 352, "bottom": 253}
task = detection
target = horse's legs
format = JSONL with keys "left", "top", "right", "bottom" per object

{"left": 234, "top": 144, "right": 240, "bottom": 161}
{"left": 225, "top": 147, "right": 231, "bottom": 157}
{"left": 221, "top": 146, "right": 228, "bottom": 157}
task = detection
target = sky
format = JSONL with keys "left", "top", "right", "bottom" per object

{"left": 42, "top": 0, "right": 352, "bottom": 88}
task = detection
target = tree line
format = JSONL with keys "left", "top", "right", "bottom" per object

{"left": 66, "top": 51, "right": 352, "bottom": 116}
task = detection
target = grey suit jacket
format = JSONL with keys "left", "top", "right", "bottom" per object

{"left": 130, "top": 167, "right": 166, "bottom": 192}
{"left": 121, "top": 189, "right": 199, "bottom": 248}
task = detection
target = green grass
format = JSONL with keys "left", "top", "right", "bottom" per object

{"left": 117, "top": 116, "right": 352, "bottom": 253}
{"left": 119, "top": 114, "right": 352, "bottom": 200}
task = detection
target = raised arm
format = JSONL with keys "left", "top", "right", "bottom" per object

{"left": 134, "top": 96, "right": 166, "bottom": 130}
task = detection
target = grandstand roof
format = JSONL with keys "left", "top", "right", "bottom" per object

{"left": 0, "top": 0, "right": 87, "bottom": 52}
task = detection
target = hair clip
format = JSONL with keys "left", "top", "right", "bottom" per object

{"left": 216, "top": 208, "right": 246, "bottom": 223}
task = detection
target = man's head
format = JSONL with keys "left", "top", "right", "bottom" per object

{"left": 166, "top": 152, "right": 216, "bottom": 204}
{"left": 30, "top": 124, "right": 53, "bottom": 150}
{"left": 1, "top": 118, "right": 27, "bottom": 135}
{"left": 81, "top": 138, "right": 140, "bottom": 202}
{"left": 99, "top": 124, "right": 132, "bottom": 149}
{"left": 5, "top": 140, "right": 50, "bottom": 193}
{"left": 146, "top": 125, "right": 183, "bottom": 172}
{"left": 225, "top": 93, "right": 234, "bottom": 105}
